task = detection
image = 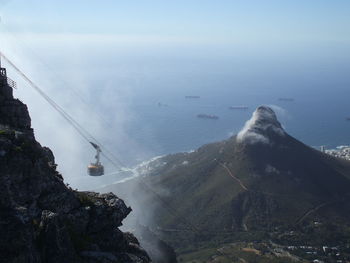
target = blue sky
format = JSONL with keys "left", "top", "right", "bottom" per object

{"left": 1, "top": 0, "right": 350, "bottom": 46}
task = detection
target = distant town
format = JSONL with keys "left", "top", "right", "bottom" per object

{"left": 320, "top": 145, "right": 350, "bottom": 161}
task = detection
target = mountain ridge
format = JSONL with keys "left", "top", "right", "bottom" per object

{"left": 101, "top": 106, "right": 350, "bottom": 259}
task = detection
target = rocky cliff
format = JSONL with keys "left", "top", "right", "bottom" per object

{"left": 0, "top": 66, "right": 150, "bottom": 263}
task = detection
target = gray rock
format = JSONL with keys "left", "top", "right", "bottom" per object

{"left": 0, "top": 65, "right": 150, "bottom": 263}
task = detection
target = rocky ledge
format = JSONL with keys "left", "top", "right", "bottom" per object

{"left": 0, "top": 65, "right": 150, "bottom": 262}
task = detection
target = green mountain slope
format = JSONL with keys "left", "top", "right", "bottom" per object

{"left": 100, "top": 106, "right": 350, "bottom": 257}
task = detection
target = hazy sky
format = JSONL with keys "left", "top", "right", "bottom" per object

{"left": 1, "top": 1, "right": 350, "bottom": 49}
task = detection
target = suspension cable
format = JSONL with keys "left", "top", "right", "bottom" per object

{"left": 0, "top": 51, "right": 125, "bottom": 170}
{"left": 0, "top": 51, "right": 204, "bottom": 239}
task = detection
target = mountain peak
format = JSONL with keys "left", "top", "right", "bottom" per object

{"left": 237, "top": 105, "right": 285, "bottom": 144}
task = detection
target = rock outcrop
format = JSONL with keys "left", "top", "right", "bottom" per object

{"left": 0, "top": 65, "right": 150, "bottom": 263}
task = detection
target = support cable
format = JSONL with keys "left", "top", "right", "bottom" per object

{"left": 0, "top": 51, "right": 125, "bottom": 170}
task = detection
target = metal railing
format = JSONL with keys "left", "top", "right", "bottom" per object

{"left": 7, "top": 77, "right": 17, "bottom": 89}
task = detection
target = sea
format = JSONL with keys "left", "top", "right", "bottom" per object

{"left": 114, "top": 72, "right": 350, "bottom": 161}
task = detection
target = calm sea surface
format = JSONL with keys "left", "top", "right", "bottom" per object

{"left": 121, "top": 83, "right": 350, "bottom": 159}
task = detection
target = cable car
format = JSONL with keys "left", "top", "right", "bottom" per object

{"left": 88, "top": 142, "right": 104, "bottom": 176}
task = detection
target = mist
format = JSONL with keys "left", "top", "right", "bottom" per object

{"left": 1, "top": 28, "right": 350, "bottom": 191}
{"left": 0, "top": 35, "right": 155, "bottom": 190}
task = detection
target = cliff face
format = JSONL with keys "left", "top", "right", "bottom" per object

{"left": 0, "top": 67, "right": 150, "bottom": 263}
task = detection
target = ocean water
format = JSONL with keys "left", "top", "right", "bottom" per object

{"left": 74, "top": 76, "right": 350, "bottom": 190}
{"left": 115, "top": 70, "right": 350, "bottom": 161}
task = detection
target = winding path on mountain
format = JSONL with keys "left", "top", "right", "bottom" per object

{"left": 296, "top": 201, "right": 333, "bottom": 224}
{"left": 218, "top": 162, "right": 249, "bottom": 191}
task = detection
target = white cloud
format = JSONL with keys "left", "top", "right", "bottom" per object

{"left": 268, "top": 104, "right": 288, "bottom": 118}
{"left": 237, "top": 114, "right": 271, "bottom": 144}
{"left": 237, "top": 106, "right": 286, "bottom": 145}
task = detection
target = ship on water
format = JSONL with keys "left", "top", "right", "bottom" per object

{"left": 185, "top": 95, "right": 200, "bottom": 99}
{"left": 229, "top": 106, "right": 248, "bottom": 110}
{"left": 278, "top": 97, "right": 294, "bottom": 102}
{"left": 197, "top": 114, "right": 219, "bottom": 120}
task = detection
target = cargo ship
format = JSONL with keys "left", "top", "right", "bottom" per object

{"left": 278, "top": 98, "right": 294, "bottom": 102}
{"left": 185, "top": 96, "right": 200, "bottom": 99}
{"left": 229, "top": 106, "right": 248, "bottom": 110}
{"left": 197, "top": 114, "right": 219, "bottom": 120}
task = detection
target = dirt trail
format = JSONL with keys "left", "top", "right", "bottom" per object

{"left": 296, "top": 201, "right": 332, "bottom": 224}
{"left": 219, "top": 162, "right": 248, "bottom": 191}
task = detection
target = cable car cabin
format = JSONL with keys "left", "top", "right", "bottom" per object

{"left": 88, "top": 142, "right": 104, "bottom": 176}
{"left": 88, "top": 163, "right": 104, "bottom": 176}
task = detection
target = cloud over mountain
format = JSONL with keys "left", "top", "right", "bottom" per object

{"left": 237, "top": 106, "right": 286, "bottom": 144}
